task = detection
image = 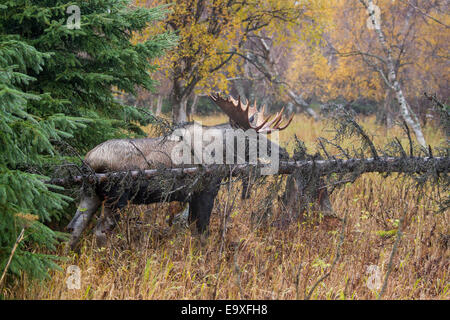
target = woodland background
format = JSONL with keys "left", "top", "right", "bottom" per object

{"left": 0, "top": 0, "right": 448, "bottom": 300}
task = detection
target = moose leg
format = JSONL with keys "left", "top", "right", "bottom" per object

{"left": 67, "top": 194, "right": 101, "bottom": 250}
{"left": 241, "top": 167, "right": 257, "bottom": 199}
{"left": 189, "top": 179, "right": 221, "bottom": 234}
{"left": 316, "top": 180, "right": 334, "bottom": 216}
{"left": 94, "top": 192, "right": 128, "bottom": 248}
{"left": 241, "top": 177, "right": 252, "bottom": 200}
{"left": 94, "top": 205, "right": 120, "bottom": 248}
{"left": 282, "top": 172, "right": 335, "bottom": 225}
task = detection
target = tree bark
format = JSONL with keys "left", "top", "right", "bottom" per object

{"left": 172, "top": 96, "right": 188, "bottom": 123}
{"left": 48, "top": 157, "right": 449, "bottom": 187}
{"left": 385, "top": 89, "right": 394, "bottom": 129}
{"left": 378, "top": 89, "right": 394, "bottom": 128}
{"left": 190, "top": 94, "right": 199, "bottom": 116}
{"left": 155, "top": 94, "right": 163, "bottom": 116}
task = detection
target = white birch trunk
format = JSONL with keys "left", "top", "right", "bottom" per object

{"left": 363, "top": 0, "right": 426, "bottom": 147}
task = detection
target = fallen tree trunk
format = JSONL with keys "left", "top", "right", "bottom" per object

{"left": 47, "top": 156, "right": 449, "bottom": 187}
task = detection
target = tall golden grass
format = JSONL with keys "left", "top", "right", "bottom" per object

{"left": 4, "top": 115, "right": 449, "bottom": 300}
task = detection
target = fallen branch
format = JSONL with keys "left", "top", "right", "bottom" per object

{"left": 46, "top": 157, "right": 449, "bottom": 187}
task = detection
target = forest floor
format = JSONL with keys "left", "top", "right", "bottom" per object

{"left": 4, "top": 115, "right": 449, "bottom": 300}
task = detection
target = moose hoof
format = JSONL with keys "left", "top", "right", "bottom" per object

{"left": 64, "top": 241, "right": 75, "bottom": 255}
{"left": 67, "top": 234, "right": 82, "bottom": 252}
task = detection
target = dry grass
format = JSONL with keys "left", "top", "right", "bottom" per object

{"left": 4, "top": 115, "right": 449, "bottom": 300}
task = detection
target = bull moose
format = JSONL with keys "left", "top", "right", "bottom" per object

{"left": 67, "top": 94, "right": 294, "bottom": 249}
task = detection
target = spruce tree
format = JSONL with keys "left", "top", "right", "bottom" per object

{"left": 0, "top": 0, "right": 175, "bottom": 281}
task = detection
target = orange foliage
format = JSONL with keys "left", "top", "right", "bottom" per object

{"left": 286, "top": 0, "right": 449, "bottom": 103}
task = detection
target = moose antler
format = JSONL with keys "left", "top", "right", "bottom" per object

{"left": 209, "top": 93, "right": 294, "bottom": 134}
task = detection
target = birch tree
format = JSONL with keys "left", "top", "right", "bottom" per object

{"left": 359, "top": 0, "right": 426, "bottom": 147}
